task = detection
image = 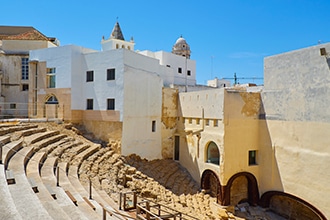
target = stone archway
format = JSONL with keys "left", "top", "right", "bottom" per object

{"left": 260, "top": 191, "right": 327, "bottom": 220}
{"left": 44, "top": 94, "right": 59, "bottom": 119}
{"left": 221, "top": 172, "right": 259, "bottom": 206}
{"left": 205, "top": 141, "right": 220, "bottom": 165}
{"left": 201, "top": 170, "right": 221, "bottom": 203}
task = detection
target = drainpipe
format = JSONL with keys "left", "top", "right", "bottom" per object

{"left": 29, "top": 60, "right": 38, "bottom": 116}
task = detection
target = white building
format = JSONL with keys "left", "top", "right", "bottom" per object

{"left": 29, "top": 22, "right": 196, "bottom": 160}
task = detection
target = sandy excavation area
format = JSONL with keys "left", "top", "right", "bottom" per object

{"left": 37, "top": 122, "right": 284, "bottom": 220}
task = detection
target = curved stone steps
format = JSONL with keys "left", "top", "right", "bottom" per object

{"left": 11, "top": 127, "right": 46, "bottom": 141}
{"left": 24, "top": 130, "right": 60, "bottom": 146}
{"left": 58, "top": 162, "right": 100, "bottom": 219}
{"left": 31, "top": 134, "right": 68, "bottom": 152}
{"left": 59, "top": 144, "right": 90, "bottom": 163}
{"left": 0, "top": 124, "right": 38, "bottom": 136}
{"left": 67, "top": 165, "right": 116, "bottom": 219}
{"left": 70, "top": 144, "right": 101, "bottom": 168}
{"left": 25, "top": 151, "right": 71, "bottom": 220}
{"left": 0, "top": 164, "right": 22, "bottom": 220}
{"left": 7, "top": 147, "right": 53, "bottom": 219}
{"left": 50, "top": 140, "right": 82, "bottom": 158}
{"left": 40, "top": 157, "right": 92, "bottom": 220}
{"left": 2, "top": 140, "right": 23, "bottom": 169}
{"left": 40, "top": 156, "right": 58, "bottom": 185}
{"left": 41, "top": 137, "right": 73, "bottom": 155}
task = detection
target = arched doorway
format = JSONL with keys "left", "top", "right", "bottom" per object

{"left": 222, "top": 172, "right": 259, "bottom": 206}
{"left": 201, "top": 170, "right": 221, "bottom": 203}
{"left": 205, "top": 141, "right": 220, "bottom": 165}
{"left": 44, "top": 95, "right": 59, "bottom": 119}
{"left": 260, "top": 191, "right": 327, "bottom": 220}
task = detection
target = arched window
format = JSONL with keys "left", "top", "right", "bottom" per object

{"left": 45, "top": 95, "right": 58, "bottom": 104}
{"left": 122, "top": 45, "right": 125, "bottom": 48}
{"left": 206, "top": 141, "right": 219, "bottom": 165}
{"left": 116, "top": 44, "right": 119, "bottom": 49}
{"left": 127, "top": 46, "right": 131, "bottom": 50}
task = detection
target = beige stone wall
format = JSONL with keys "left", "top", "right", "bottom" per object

{"left": 2, "top": 40, "right": 48, "bottom": 51}
{"left": 161, "top": 87, "right": 178, "bottom": 159}
{"left": 82, "top": 120, "right": 122, "bottom": 142}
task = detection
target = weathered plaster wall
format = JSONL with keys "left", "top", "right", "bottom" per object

{"left": 222, "top": 90, "right": 261, "bottom": 185}
{"left": 262, "top": 43, "right": 330, "bottom": 217}
{"left": 178, "top": 88, "right": 225, "bottom": 184}
{"left": 0, "top": 54, "right": 29, "bottom": 117}
{"left": 161, "top": 87, "right": 178, "bottom": 159}
{"left": 121, "top": 64, "right": 163, "bottom": 160}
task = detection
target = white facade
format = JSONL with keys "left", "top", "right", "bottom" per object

{"left": 139, "top": 50, "right": 196, "bottom": 87}
{"left": 207, "top": 77, "right": 231, "bottom": 88}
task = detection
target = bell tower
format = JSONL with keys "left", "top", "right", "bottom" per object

{"left": 172, "top": 35, "right": 191, "bottom": 59}
{"left": 101, "top": 21, "right": 135, "bottom": 51}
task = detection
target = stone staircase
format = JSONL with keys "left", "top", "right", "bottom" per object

{"left": 0, "top": 122, "right": 128, "bottom": 220}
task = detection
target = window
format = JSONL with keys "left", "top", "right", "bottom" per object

{"left": 10, "top": 103, "right": 16, "bottom": 109}
{"left": 187, "top": 70, "right": 191, "bottom": 76}
{"left": 214, "top": 120, "right": 218, "bottom": 127}
{"left": 178, "top": 67, "right": 182, "bottom": 74}
{"left": 249, "top": 150, "right": 257, "bottom": 165}
{"left": 196, "top": 118, "right": 200, "bottom": 125}
{"left": 166, "top": 65, "right": 171, "bottom": 68}
{"left": 152, "top": 120, "right": 156, "bottom": 132}
{"left": 86, "top": 99, "right": 93, "bottom": 110}
{"left": 21, "top": 58, "right": 29, "bottom": 80}
{"left": 206, "top": 142, "right": 220, "bottom": 165}
{"left": 45, "top": 95, "right": 58, "bottom": 104}
{"left": 47, "top": 68, "right": 56, "bottom": 88}
{"left": 86, "top": 71, "right": 94, "bottom": 82}
{"left": 188, "top": 118, "right": 192, "bottom": 124}
{"left": 107, "top": 68, "right": 115, "bottom": 80}
{"left": 22, "top": 84, "right": 29, "bottom": 91}
{"left": 107, "top": 98, "right": 115, "bottom": 110}
{"left": 205, "top": 119, "right": 209, "bottom": 126}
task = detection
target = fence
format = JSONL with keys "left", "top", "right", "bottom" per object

{"left": 0, "top": 102, "right": 64, "bottom": 120}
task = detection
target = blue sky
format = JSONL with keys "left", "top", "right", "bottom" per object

{"left": 3, "top": 0, "right": 330, "bottom": 85}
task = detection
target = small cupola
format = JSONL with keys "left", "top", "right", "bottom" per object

{"left": 172, "top": 35, "right": 191, "bottom": 59}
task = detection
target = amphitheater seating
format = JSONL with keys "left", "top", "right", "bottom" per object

{"left": 0, "top": 122, "right": 134, "bottom": 220}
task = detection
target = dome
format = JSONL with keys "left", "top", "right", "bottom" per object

{"left": 175, "top": 37, "right": 187, "bottom": 44}
{"left": 172, "top": 35, "right": 191, "bottom": 59}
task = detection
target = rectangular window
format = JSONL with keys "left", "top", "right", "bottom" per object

{"left": 249, "top": 150, "right": 257, "bottom": 165}
{"left": 187, "top": 70, "right": 191, "bottom": 76}
{"left": 107, "top": 68, "right": 115, "bottom": 80}
{"left": 205, "top": 119, "right": 209, "bottom": 126}
{"left": 214, "top": 119, "right": 218, "bottom": 127}
{"left": 22, "top": 84, "right": 29, "bottom": 91}
{"left": 86, "top": 70, "right": 94, "bottom": 82}
{"left": 46, "top": 68, "right": 56, "bottom": 88}
{"left": 107, "top": 98, "right": 115, "bottom": 110}
{"left": 86, "top": 99, "right": 93, "bottom": 110}
{"left": 21, "top": 57, "right": 29, "bottom": 80}
{"left": 188, "top": 118, "right": 192, "bottom": 124}
{"left": 10, "top": 103, "right": 16, "bottom": 109}
{"left": 196, "top": 118, "right": 200, "bottom": 125}
{"left": 152, "top": 120, "right": 156, "bottom": 132}
{"left": 178, "top": 67, "right": 182, "bottom": 74}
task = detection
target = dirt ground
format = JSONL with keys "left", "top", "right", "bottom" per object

{"left": 39, "top": 122, "right": 285, "bottom": 220}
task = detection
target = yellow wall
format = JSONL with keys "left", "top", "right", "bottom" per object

{"left": 222, "top": 90, "right": 261, "bottom": 185}
{"left": 259, "top": 120, "right": 330, "bottom": 217}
